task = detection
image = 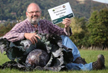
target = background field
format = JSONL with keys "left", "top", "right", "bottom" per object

{"left": 0, "top": 50, "right": 108, "bottom": 73}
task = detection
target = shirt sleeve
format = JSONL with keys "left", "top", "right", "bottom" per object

{"left": 64, "top": 27, "right": 72, "bottom": 36}
{"left": 3, "top": 23, "right": 25, "bottom": 42}
{"left": 45, "top": 20, "right": 72, "bottom": 36}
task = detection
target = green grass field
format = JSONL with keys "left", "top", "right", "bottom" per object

{"left": 0, "top": 50, "right": 108, "bottom": 73}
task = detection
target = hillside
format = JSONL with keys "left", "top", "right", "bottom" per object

{"left": 0, "top": 0, "right": 106, "bottom": 21}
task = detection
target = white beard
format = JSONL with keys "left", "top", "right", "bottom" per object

{"left": 27, "top": 16, "right": 40, "bottom": 25}
{"left": 31, "top": 18, "right": 40, "bottom": 25}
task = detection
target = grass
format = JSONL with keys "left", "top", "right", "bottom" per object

{"left": 0, "top": 50, "right": 108, "bottom": 73}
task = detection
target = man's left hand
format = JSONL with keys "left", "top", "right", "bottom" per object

{"left": 62, "top": 18, "right": 71, "bottom": 28}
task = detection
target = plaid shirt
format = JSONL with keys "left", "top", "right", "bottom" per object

{"left": 3, "top": 19, "right": 72, "bottom": 42}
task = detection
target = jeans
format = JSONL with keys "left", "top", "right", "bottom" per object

{"left": 61, "top": 35, "right": 93, "bottom": 70}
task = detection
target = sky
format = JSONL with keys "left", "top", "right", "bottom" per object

{"left": 93, "top": 0, "right": 108, "bottom": 4}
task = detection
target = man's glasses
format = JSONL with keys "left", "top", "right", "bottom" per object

{"left": 27, "top": 11, "right": 40, "bottom": 14}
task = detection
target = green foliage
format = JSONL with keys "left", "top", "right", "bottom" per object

{"left": 87, "top": 8, "right": 108, "bottom": 47}
{"left": 69, "top": 8, "right": 108, "bottom": 48}
{"left": 0, "top": 23, "right": 16, "bottom": 36}
{"left": 57, "top": 23, "right": 65, "bottom": 28}
{"left": 0, "top": 0, "right": 106, "bottom": 20}
{"left": 70, "top": 17, "right": 88, "bottom": 47}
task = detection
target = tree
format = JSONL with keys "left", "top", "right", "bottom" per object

{"left": 87, "top": 8, "right": 108, "bottom": 49}
{"left": 69, "top": 17, "right": 87, "bottom": 47}
{"left": 0, "top": 22, "right": 16, "bottom": 37}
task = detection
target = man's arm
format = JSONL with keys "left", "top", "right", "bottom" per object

{"left": 43, "top": 19, "right": 72, "bottom": 36}
{"left": 64, "top": 26, "right": 72, "bottom": 36}
{"left": 62, "top": 18, "right": 72, "bottom": 36}
{"left": 3, "top": 23, "right": 25, "bottom": 42}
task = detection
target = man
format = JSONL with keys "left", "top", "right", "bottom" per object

{"left": 3, "top": 3, "right": 105, "bottom": 71}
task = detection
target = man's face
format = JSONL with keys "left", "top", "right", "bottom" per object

{"left": 26, "top": 4, "right": 41, "bottom": 25}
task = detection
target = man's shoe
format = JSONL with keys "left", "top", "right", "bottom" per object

{"left": 92, "top": 54, "right": 105, "bottom": 70}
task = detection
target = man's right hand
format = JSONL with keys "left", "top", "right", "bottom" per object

{"left": 24, "top": 33, "right": 41, "bottom": 44}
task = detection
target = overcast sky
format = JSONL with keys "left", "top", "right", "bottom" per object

{"left": 93, "top": 0, "right": 108, "bottom": 4}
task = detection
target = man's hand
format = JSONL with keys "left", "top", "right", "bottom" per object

{"left": 62, "top": 18, "right": 71, "bottom": 36}
{"left": 24, "top": 33, "right": 41, "bottom": 44}
{"left": 62, "top": 18, "right": 71, "bottom": 28}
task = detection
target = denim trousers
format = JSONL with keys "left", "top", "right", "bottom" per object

{"left": 61, "top": 35, "right": 93, "bottom": 70}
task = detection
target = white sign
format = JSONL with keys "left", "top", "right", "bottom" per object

{"left": 48, "top": 2, "right": 74, "bottom": 24}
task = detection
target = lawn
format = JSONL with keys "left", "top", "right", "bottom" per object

{"left": 0, "top": 50, "right": 108, "bottom": 73}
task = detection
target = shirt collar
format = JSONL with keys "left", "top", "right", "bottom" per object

{"left": 31, "top": 22, "right": 40, "bottom": 27}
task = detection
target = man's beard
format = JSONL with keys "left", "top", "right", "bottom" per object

{"left": 27, "top": 16, "right": 40, "bottom": 25}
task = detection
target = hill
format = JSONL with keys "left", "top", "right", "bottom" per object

{"left": 0, "top": 0, "right": 106, "bottom": 21}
